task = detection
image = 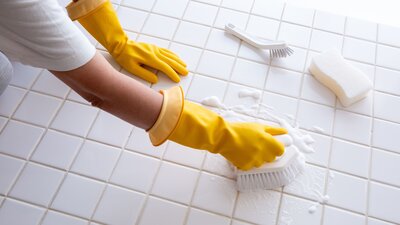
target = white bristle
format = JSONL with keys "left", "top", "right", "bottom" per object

{"left": 270, "top": 47, "right": 294, "bottom": 58}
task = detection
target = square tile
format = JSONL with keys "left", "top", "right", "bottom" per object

{"left": 246, "top": 15, "right": 280, "bottom": 40}
{"left": 371, "top": 149, "right": 400, "bottom": 187}
{"left": 214, "top": 8, "right": 249, "bottom": 29}
{"left": 231, "top": 58, "right": 268, "bottom": 88}
{"left": 13, "top": 92, "right": 62, "bottom": 126}
{"left": 122, "top": 0, "right": 155, "bottom": 11}
{"left": 0, "top": 154, "right": 24, "bottom": 195}
{"left": 234, "top": 190, "right": 281, "bottom": 225}
{"left": 184, "top": 1, "right": 218, "bottom": 26}
{"left": 203, "top": 151, "right": 236, "bottom": 178}
{"left": 51, "top": 101, "right": 98, "bottom": 137}
{"left": 237, "top": 42, "right": 270, "bottom": 63}
{"left": 67, "top": 90, "right": 90, "bottom": 105}
{"left": 125, "top": 127, "right": 167, "bottom": 158}
{"left": 136, "top": 34, "right": 170, "bottom": 48}
{"left": 31, "top": 70, "right": 70, "bottom": 98}
{"left": 333, "top": 110, "right": 372, "bottom": 145}
{"left": 374, "top": 92, "right": 400, "bottom": 123}
{"left": 0, "top": 116, "right": 6, "bottom": 131}
{"left": 309, "top": 30, "right": 343, "bottom": 52}
{"left": 42, "top": 211, "right": 88, "bottom": 225}
{"left": 296, "top": 100, "right": 335, "bottom": 134}
{"left": 9, "top": 63, "right": 42, "bottom": 89}
{"left": 369, "top": 182, "right": 400, "bottom": 224}
{"left": 282, "top": 5, "right": 314, "bottom": 27}
{"left": 71, "top": 140, "right": 121, "bottom": 181}
{"left": 232, "top": 220, "right": 252, "bottom": 225}
{"left": 110, "top": 151, "right": 159, "bottom": 192}
{"left": 170, "top": 43, "right": 202, "bottom": 71}
{"left": 187, "top": 208, "right": 230, "bottom": 225}
{"left": 9, "top": 163, "right": 64, "bottom": 207}
{"left": 378, "top": 24, "right": 400, "bottom": 47}
{"left": 221, "top": 0, "right": 253, "bottom": 12}
{"left": 313, "top": 10, "right": 345, "bottom": 33}
{"left": 301, "top": 74, "right": 336, "bottom": 106}
{"left": 0, "top": 199, "right": 45, "bottom": 225}
{"left": 153, "top": 0, "right": 188, "bottom": 18}
{"left": 163, "top": 141, "right": 206, "bottom": 169}
{"left": 138, "top": 197, "right": 187, "bottom": 225}
{"left": 278, "top": 194, "right": 322, "bottom": 225}
{"left": 196, "top": 0, "right": 221, "bottom": 5}
{"left": 152, "top": 72, "right": 193, "bottom": 94}
{"left": 88, "top": 111, "right": 132, "bottom": 147}
{"left": 265, "top": 67, "right": 302, "bottom": 97}
{"left": 368, "top": 218, "right": 396, "bottom": 225}
{"left": 377, "top": 44, "right": 400, "bottom": 71}
{"left": 346, "top": 17, "right": 377, "bottom": 41}
{"left": 373, "top": 119, "right": 400, "bottom": 153}
{"left": 174, "top": 21, "right": 210, "bottom": 47}
{"left": 224, "top": 84, "right": 261, "bottom": 107}
{"left": 206, "top": 29, "right": 241, "bottom": 55}
{"left": 271, "top": 47, "right": 307, "bottom": 72}
{"left": 262, "top": 91, "right": 299, "bottom": 117}
{"left": 197, "top": 51, "right": 235, "bottom": 80}
{"left": 323, "top": 206, "right": 365, "bottom": 225}
{"left": 151, "top": 161, "right": 198, "bottom": 204}
{"left": 186, "top": 75, "right": 228, "bottom": 102}
{"left": 192, "top": 172, "right": 237, "bottom": 216}
{"left": 375, "top": 67, "right": 400, "bottom": 96}
{"left": 278, "top": 22, "right": 312, "bottom": 48}
{"left": 93, "top": 185, "right": 145, "bottom": 225}
{"left": 305, "top": 132, "right": 331, "bottom": 167}
{"left": 0, "top": 86, "right": 26, "bottom": 117}
{"left": 342, "top": 37, "right": 376, "bottom": 64}
{"left": 326, "top": 171, "right": 368, "bottom": 213}
{"left": 51, "top": 174, "right": 105, "bottom": 219}
{"left": 142, "top": 14, "right": 179, "bottom": 39}
{"left": 252, "top": 0, "right": 285, "bottom": 19}
{"left": 330, "top": 139, "right": 370, "bottom": 177}
{"left": 117, "top": 6, "right": 147, "bottom": 32}
{"left": 0, "top": 120, "right": 44, "bottom": 159}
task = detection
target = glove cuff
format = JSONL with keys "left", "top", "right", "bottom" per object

{"left": 66, "top": 0, "right": 108, "bottom": 21}
{"left": 148, "top": 86, "right": 184, "bottom": 146}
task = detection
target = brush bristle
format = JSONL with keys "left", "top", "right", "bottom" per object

{"left": 270, "top": 47, "right": 294, "bottom": 58}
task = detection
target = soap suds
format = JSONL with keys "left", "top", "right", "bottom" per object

{"left": 308, "top": 204, "right": 318, "bottom": 214}
{"left": 238, "top": 89, "right": 261, "bottom": 100}
{"left": 311, "top": 126, "right": 325, "bottom": 134}
{"left": 201, "top": 96, "right": 227, "bottom": 109}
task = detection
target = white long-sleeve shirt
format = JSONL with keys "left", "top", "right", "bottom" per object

{"left": 0, "top": 0, "right": 95, "bottom": 71}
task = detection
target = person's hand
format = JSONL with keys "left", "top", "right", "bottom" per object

{"left": 67, "top": 0, "right": 188, "bottom": 83}
{"left": 148, "top": 86, "right": 287, "bottom": 170}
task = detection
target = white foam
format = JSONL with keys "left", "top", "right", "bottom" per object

{"left": 201, "top": 96, "right": 227, "bottom": 109}
{"left": 238, "top": 89, "right": 261, "bottom": 99}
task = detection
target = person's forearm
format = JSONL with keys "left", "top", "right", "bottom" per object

{"left": 51, "top": 52, "right": 163, "bottom": 130}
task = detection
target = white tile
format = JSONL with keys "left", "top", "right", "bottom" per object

{"left": 192, "top": 172, "right": 237, "bottom": 216}
{"left": 309, "top": 30, "right": 343, "bottom": 52}
{"left": 51, "top": 101, "right": 98, "bottom": 137}
{"left": 142, "top": 14, "right": 179, "bottom": 39}
{"left": 197, "top": 51, "right": 235, "bottom": 80}
{"left": 151, "top": 161, "right": 198, "bottom": 204}
{"left": 247, "top": 15, "right": 280, "bottom": 40}
{"left": 0, "top": 116, "right": 6, "bottom": 131}
{"left": 371, "top": 149, "right": 400, "bottom": 187}
{"left": 262, "top": 91, "right": 298, "bottom": 117}
{"left": 187, "top": 208, "right": 230, "bottom": 225}
{"left": 346, "top": 17, "right": 377, "bottom": 41}
{"left": 170, "top": 43, "right": 202, "bottom": 71}
{"left": 31, "top": 70, "right": 70, "bottom": 98}
{"left": 278, "top": 22, "right": 312, "bottom": 48}
{"left": 0, "top": 86, "right": 26, "bottom": 117}
{"left": 42, "top": 211, "right": 87, "bottom": 225}
{"left": 0, "top": 120, "right": 44, "bottom": 159}
{"left": 231, "top": 58, "right": 268, "bottom": 89}
{"left": 125, "top": 127, "right": 167, "bottom": 158}
{"left": 376, "top": 44, "right": 400, "bottom": 70}
{"left": 301, "top": 74, "right": 336, "bottom": 106}
{"left": 238, "top": 42, "right": 270, "bottom": 63}
{"left": 313, "top": 11, "right": 345, "bottom": 33}
{"left": 323, "top": 206, "right": 365, "bottom": 225}
{"left": 136, "top": 34, "right": 170, "bottom": 48}
{"left": 373, "top": 119, "right": 400, "bottom": 153}
{"left": 224, "top": 84, "right": 261, "bottom": 107}
{"left": 67, "top": 90, "right": 90, "bottom": 105}
{"left": 163, "top": 141, "right": 206, "bottom": 169}
{"left": 284, "top": 164, "right": 326, "bottom": 201}
{"left": 0, "top": 199, "right": 45, "bottom": 225}
{"left": 110, "top": 151, "right": 159, "bottom": 192}
{"left": 221, "top": 0, "right": 253, "bottom": 12}
{"left": 88, "top": 111, "right": 132, "bottom": 147}
{"left": 13, "top": 92, "right": 62, "bottom": 126}
{"left": 265, "top": 67, "right": 302, "bottom": 97}
{"left": 184, "top": 1, "right": 218, "bottom": 26}
{"left": 139, "top": 197, "right": 187, "bottom": 225}
{"left": 374, "top": 92, "right": 400, "bottom": 123}
{"left": 214, "top": 8, "right": 249, "bottom": 30}
{"left": 278, "top": 194, "right": 322, "bottom": 225}
{"left": 282, "top": 5, "right": 314, "bottom": 27}
{"left": 153, "top": 0, "right": 188, "bottom": 18}
{"left": 71, "top": 140, "right": 120, "bottom": 181}
{"left": 336, "top": 91, "right": 373, "bottom": 116}
{"left": 343, "top": 37, "right": 376, "bottom": 64}
{"left": 378, "top": 24, "right": 400, "bottom": 47}
{"left": 252, "top": 0, "right": 285, "bottom": 19}
{"left": 9, "top": 163, "right": 64, "bottom": 207}
{"left": 326, "top": 171, "right": 368, "bottom": 213}
{"left": 271, "top": 47, "right": 308, "bottom": 72}
{"left": 186, "top": 75, "right": 227, "bottom": 102}
{"left": 174, "top": 21, "right": 210, "bottom": 47}
{"left": 369, "top": 182, "right": 400, "bottom": 224}
{"left": 93, "top": 185, "right": 145, "bottom": 225}
{"left": 51, "top": 174, "right": 105, "bottom": 219}
{"left": 122, "top": 0, "right": 155, "bottom": 11}
{"left": 330, "top": 139, "right": 370, "bottom": 177}
{"left": 31, "top": 130, "right": 82, "bottom": 169}
{"left": 375, "top": 67, "right": 400, "bottom": 96}
{"left": 368, "top": 218, "right": 396, "bottom": 225}
{"left": 0, "top": 154, "right": 24, "bottom": 195}
{"left": 202, "top": 152, "right": 235, "bottom": 179}
{"left": 305, "top": 132, "right": 331, "bottom": 167}
{"left": 231, "top": 220, "right": 252, "bottom": 225}
{"left": 333, "top": 110, "right": 372, "bottom": 145}
{"left": 10, "top": 63, "right": 42, "bottom": 89}
{"left": 296, "top": 100, "right": 335, "bottom": 134}
{"left": 349, "top": 60, "right": 375, "bottom": 82}
{"left": 117, "top": 6, "right": 147, "bottom": 32}
{"left": 234, "top": 190, "right": 281, "bottom": 225}
{"left": 152, "top": 72, "right": 193, "bottom": 94}
{"left": 196, "top": 0, "right": 221, "bottom": 5}
{"left": 206, "top": 28, "right": 241, "bottom": 55}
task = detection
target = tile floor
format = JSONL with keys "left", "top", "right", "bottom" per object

{"left": 1, "top": 0, "right": 400, "bottom": 224}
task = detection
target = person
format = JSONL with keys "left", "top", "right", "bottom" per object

{"left": 0, "top": 0, "right": 287, "bottom": 171}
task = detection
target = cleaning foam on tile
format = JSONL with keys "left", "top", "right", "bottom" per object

{"left": 309, "top": 50, "right": 373, "bottom": 107}
{"left": 238, "top": 89, "right": 261, "bottom": 99}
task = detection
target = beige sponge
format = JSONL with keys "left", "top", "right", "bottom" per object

{"left": 309, "top": 50, "right": 373, "bottom": 107}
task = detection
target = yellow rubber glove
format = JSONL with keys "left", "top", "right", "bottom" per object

{"left": 148, "top": 86, "right": 287, "bottom": 171}
{"left": 67, "top": 0, "right": 188, "bottom": 83}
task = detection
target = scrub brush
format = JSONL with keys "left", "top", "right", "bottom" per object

{"left": 225, "top": 23, "right": 294, "bottom": 58}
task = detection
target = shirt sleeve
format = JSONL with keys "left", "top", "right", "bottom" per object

{"left": 0, "top": 0, "right": 96, "bottom": 71}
